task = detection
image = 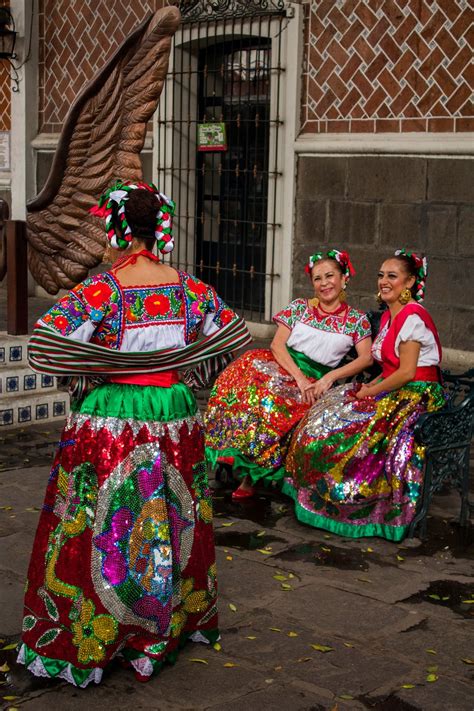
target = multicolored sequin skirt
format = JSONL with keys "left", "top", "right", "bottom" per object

{"left": 284, "top": 381, "right": 445, "bottom": 541}
{"left": 204, "top": 349, "right": 328, "bottom": 483}
{"left": 18, "top": 382, "right": 218, "bottom": 687}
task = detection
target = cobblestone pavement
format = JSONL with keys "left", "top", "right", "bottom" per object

{"left": 1, "top": 290, "right": 473, "bottom": 709}
{"left": 0, "top": 418, "right": 473, "bottom": 711}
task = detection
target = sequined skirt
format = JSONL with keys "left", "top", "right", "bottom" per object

{"left": 18, "top": 383, "right": 218, "bottom": 687}
{"left": 284, "top": 382, "right": 445, "bottom": 541}
{"left": 204, "top": 349, "right": 320, "bottom": 483}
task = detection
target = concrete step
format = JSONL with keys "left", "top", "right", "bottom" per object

{"left": 0, "top": 365, "right": 57, "bottom": 396}
{"left": 0, "top": 390, "right": 70, "bottom": 429}
{"left": 0, "top": 332, "right": 30, "bottom": 367}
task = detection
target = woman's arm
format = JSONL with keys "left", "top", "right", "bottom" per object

{"left": 270, "top": 324, "right": 316, "bottom": 404}
{"left": 311, "top": 336, "right": 373, "bottom": 399}
{"left": 356, "top": 340, "right": 421, "bottom": 399}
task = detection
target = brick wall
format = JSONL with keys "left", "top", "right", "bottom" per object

{"left": 302, "top": 0, "right": 473, "bottom": 134}
{"left": 0, "top": 62, "right": 10, "bottom": 131}
{"left": 0, "top": 0, "right": 11, "bottom": 132}
{"left": 39, "top": 0, "right": 165, "bottom": 132}
{"left": 292, "top": 155, "right": 474, "bottom": 351}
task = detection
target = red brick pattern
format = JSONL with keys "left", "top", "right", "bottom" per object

{"left": 0, "top": 0, "right": 11, "bottom": 132}
{"left": 302, "top": 0, "right": 473, "bottom": 133}
{"left": 0, "top": 63, "right": 10, "bottom": 132}
{"left": 39, "top": 0, "right": 164, "bottom": 132}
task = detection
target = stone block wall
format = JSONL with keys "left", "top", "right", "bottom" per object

{"left": 292, "top": 154, "right": 474, "bottom": 351}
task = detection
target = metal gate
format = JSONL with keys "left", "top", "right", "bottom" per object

{"left": 156, "top": 0, "right": 287, "bottom": 322}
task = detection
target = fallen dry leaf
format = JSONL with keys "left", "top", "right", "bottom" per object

{"left": 189, "top": 658, "right": 208, "bottom": 664}
{"left": 310, "top": 644, "right": 333, "bottom": 653}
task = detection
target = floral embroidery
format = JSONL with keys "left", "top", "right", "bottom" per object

{"left": 187, "top": 279, "right": 208, "bottom": 298}
{"left": 53, "top": 315, "right": 68, "bottom": 332}
{"left": 38, "top": 270, "right": 238, "bottom": 350}
{"left": 275, "top": 299, "right": 371, "bottom": 343}
{"left": 219, "top": 309, "right": 234, "bottom": 325}
{"left": 71, "top": 598, "right": 118, "bottom": 664}
{"left": 144, "top": 293, "right": 171, "bottom": 317}
{"left": 82, "top": 282, "right": 113, "bottom": 309}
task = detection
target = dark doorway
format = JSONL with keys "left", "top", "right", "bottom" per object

{"left": 196, "top": 39, "right": 270, "bottom": 313}
{"left": 157, "top": 2, "right": 286, "bottom": 321}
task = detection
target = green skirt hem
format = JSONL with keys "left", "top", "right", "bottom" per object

{"left": 73, "top": 382, "right": 198, "bottom": 423}
{"left": 205, "top": 446, "right": 285, "bottom": 485}
{"left": 18, "top": 628, "right": 219, "bottom": 686}
{"left": 282, "top": 480, "right": 408, "bottom": 542}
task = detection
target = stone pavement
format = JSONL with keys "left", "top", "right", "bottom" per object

{"left": 0, "top": 421, "right": 473, "bottom": 710}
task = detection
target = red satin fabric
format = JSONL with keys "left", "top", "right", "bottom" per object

{"left": 108, "top": 371, "right": 180, "bottom": 387}
{"left": 382, "top": 364, "right": 441, "bottom": 382}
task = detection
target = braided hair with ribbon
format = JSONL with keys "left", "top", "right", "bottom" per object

{"left": 89, "top": 180, "right": 176, "bottom": 253}
{"left": 394, "top": 249, "right": 428, "bottom": 302}
{"left": 305, "top": 249, "right": 356, "bottom": 281}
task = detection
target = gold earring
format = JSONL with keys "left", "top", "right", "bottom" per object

{"left": 339, "top": 289, "right": 346, "bottom": 302}
{"left": 399, "top": 288, "right": 411, "bottom": 305}
{"left": 376, "top": 291, "right": 383, "bottom": 304}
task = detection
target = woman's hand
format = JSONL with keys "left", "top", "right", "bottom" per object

{"left": 355, "top": 383, "right": 376, "bottom": 400}
{"left": 295, "top": 374, "right": 317, "bottom": 405}
{"left": 310, "top": 373, "right": 335, "bottom": 400}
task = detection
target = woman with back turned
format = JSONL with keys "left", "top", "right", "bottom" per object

{"left": 18, "top": 181, "right": 250, "bottom": 686}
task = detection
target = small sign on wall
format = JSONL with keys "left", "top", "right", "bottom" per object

{"left": 0, "top": 131, "right": 10, "bottom": 171}
{"left": 197, "top": 123, "right": 227, "bottom": 152}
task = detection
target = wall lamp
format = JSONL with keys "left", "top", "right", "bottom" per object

{"left": 0, "top": 7, "right": 19, "bottom": 92}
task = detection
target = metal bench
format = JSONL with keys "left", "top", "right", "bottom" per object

{"left": 409, "top": 368, "right": 474, "bottom": 539}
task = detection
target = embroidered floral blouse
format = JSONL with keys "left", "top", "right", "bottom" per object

{"left": 38, "top": 271, "right": 238, "bottom": 352}
{"left": 274, "top": 298, "right": 371, "bottom": 368}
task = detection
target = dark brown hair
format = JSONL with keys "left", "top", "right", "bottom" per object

{"left": 392, "top": 254, "right": 417, "bottom": 298}
{"left": 112, "top": 189, "right": 159, "bottom": 250}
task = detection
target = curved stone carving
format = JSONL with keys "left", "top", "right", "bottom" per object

{"left": 26, "top": 7, "right": 181, "bottom": 294}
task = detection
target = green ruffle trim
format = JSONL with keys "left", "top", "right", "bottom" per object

{"left": 19, "top": 628, "right": 219, "bottom": 687}
{"left": 286, "top": 346, "right": 332, "bottom": 380}
{"left": 205, "top": 446, "right": 285, "bottom": 485}
{"left": 19, "top": 642, "right": 99, "bottom": 687}
{"left": 282, "top": 480, "right": 408, "bottom": 542}
{"left": 73, "top": 382, "right": 198, "bottom": 423}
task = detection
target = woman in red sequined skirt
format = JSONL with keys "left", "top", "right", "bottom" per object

{"left": 18, "top": 182, "right": 250, "bottom": 686}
